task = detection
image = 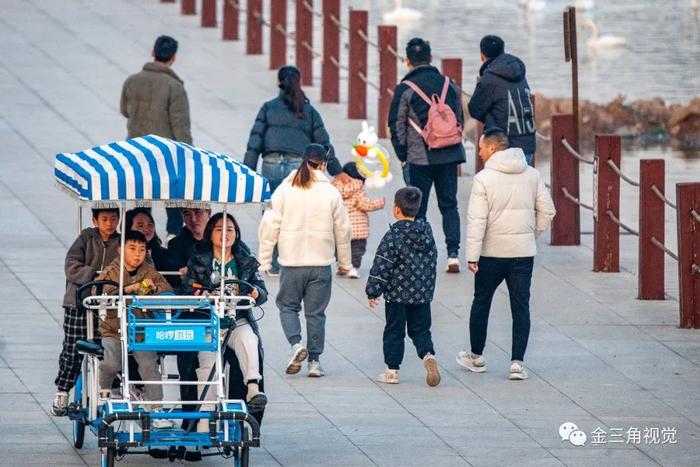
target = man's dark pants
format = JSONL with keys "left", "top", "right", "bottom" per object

{"left": 469, "top": 257, "right": 534, "bottom": 362}
{"left": 408, "top": 162, "right": 460, "bottom": 257}
{"left": 383, "top": 302, "right": 434, "bottom": 370}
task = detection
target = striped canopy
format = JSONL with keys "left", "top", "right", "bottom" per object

{"left": 55, "top": 135, "right": 270, "bottom": 206}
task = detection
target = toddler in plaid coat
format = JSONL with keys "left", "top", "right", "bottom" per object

{"left": 332, "top": 162, "right": 385, "bottom": 278}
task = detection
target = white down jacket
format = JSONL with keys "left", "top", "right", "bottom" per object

{"left": 258, "top": 169, "right": 352, "bottom": 269}
{"left": 466, "top": 148, "right": 555, "bottom": 262}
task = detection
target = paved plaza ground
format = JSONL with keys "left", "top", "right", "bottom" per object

{"left": 1, "top": 1, "right": 700, "bottom": 465}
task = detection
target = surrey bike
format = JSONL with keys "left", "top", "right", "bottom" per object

{"left": 54, "top": 134, "right": 271, "bottom": 465}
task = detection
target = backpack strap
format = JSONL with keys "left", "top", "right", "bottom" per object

{"left": 403, "top": 80, "right": 433, "bottom": 106}
{"left": 439, "top": 76, "right": 451, "bottom": 104}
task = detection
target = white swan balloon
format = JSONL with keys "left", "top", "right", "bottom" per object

{"left": 517, "top": 0, "right": 546, "bottom": 12}
{"left": 575, "top": 0, "right": 595, "bottom": 11}
{"left": 582, "top": 18, "right": 626, "bottom": 48}
{"left": 382, "top": 0, "right": 423, "bottom": 23}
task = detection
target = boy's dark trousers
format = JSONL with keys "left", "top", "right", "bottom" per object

{"left": 383, "top": 302, "right": 435, "bottom": 370}
{"left": 350, "top": 239, "right": 367, "bottom": 269}
{"left": 469, "top": 256, "right": 534, "bottom": 362}
{"left": 55, "top": 307, "right": 87, "bottom": 391}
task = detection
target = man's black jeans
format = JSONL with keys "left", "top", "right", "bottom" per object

{"left": 408, "top": 162, "right": 460, "bottom": 257}
{"left": 469, "top": 257, "right": 534, "bottom": 362}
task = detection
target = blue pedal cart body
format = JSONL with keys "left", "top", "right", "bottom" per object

{"left": 54, "top": 135, "right": 271, "bottom": 466}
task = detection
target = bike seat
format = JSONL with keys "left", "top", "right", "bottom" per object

{"left": 76, "top": 339, "right": 103, "bottom": 358}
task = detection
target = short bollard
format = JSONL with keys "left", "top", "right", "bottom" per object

{"left": 181, "top": 0, "right": 196, "bottom": 15}
{"left": 638, "top": 159, "right": 666, "bottom": 300}
{"left": 296, "top": 0, "right": 314, "bottom": 86}
{"left": 347, "top": 10, "right": 368, "bottom": 119}
{"left": 270, "top": 0, "right": 287, "bottom": 70}
{"left": 321, "top": 0, "right": 340, "bottom": 103}
{"left": 223, "top": 0, "right": 240, "bottom": 41}
{"left": 201, "top": 0, "right": 216, "bottom": 27}
{"left": 550, "top": 113, "right": 580, "bottom": 246}
{"left": 246, "top": 0, "right": 263, "bottom": 55}
{"left": 378, "top": 25, "right": 397, "bottom": 139}
{"left": 677, "top": 183, "right": 700, "bottom": 329}
{"left": 593, "top": 135, "right": 621, "bottom": 272}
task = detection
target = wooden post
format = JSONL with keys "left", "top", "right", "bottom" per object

{"left": 296, "top": 0, "right": 314, "bottom": 86}
{"left": 378, "top": 26, "right": 397, "bottom": 139}
{"left": 347, "top": 10, "right": 368, "bottom": 119}
{"left": 223, "top": 0, "right": 240, "bottom": 40}
{"left": 563, "top": 7, "right": 579, "bottom": 149}
{"left": 270, "top": 0, "right": 287, "bottom": 69}
{"left": 247, "top": 0, "right": 263, "bottom": 55}
{"left": 321, "top": 0, "right": 340, "bottom": 103}
{"left": 161, "top": 0, "right": 176, "bottom": 3}
{"left": 550, "top": 114, "right": 580, "bottom": 246}
{"left": 181, "top": 0, "right": 196, "bottom": 15}
{"left": 593, "top": 135, "right": 621, "bottom": 272}
{"left": 638, "top": 159, "right": 665, "bottom": 300}
{"left": 531, "top": 94, "right": 537, "bottom": 167}
{"left": 677, "top": 183, "right": 700, "bottom": 328}
{"left": 201, "top": 0, "right": 216, "bottom": 27}
{"left": 441, "top": 58, "right": 462, "bottom": 88}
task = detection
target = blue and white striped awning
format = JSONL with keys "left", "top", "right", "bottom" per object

{"left": 55, "top": 135, "right": 271, "bottom": 206}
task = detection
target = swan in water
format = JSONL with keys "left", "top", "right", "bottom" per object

{"left": 517, "top": 0, "right": 546, "bottom": 11}
{"left": 575, "top": 0, "right": 595, "bottom": 10}
{"left": 582, "top": 18, "right": 626, "bottom": 48}
{"left": 382, "top": 0, "right": 423, "bottom": 23}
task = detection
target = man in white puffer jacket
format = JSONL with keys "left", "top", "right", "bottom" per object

{"left": 456, "top": 128, "right": 555, "bottom": 380}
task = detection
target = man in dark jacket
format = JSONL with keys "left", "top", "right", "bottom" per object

{"left": 121, "top": 35, "right": 192, "bottom": 238}
{"left": 366, "top": 187, "right": 440, "bottom": 387}
{"left": 468, "top": 35, "right": 536, "bottom": 165}
{"left": 388, "top": 38, "right": 466, "bottom": 273}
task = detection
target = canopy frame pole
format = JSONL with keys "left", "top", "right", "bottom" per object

{"left": 118, "top": 203, "right": 129, "bottom": 403}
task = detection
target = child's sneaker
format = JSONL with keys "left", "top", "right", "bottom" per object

{"left": 423, "top": 354, "right": 441, "bottom": 387}
{"left": 509, "top": 361, "right": 528, "bottom": 380}
{"left": 50, "top": 391, "right": 69, "bottom": 416}
{"left": 151, "top": 409, "right": 176, "bottom": 429}
{"left": 446, "top": 257, "right": 460, "bottom": 273}
{"left": 286, "top": 343, "right": 308, "bottom": 375}
{"left": 456, "top": 350, "right": 486, "bottom": 373}
{"left": 307, "top": 360, "right": 325, "bottom": 377}
{"left": 376, "top": 368, "right": 400, "bottom": 384}
{"left": 347, "top": 268, "right": 360, "bottom": 279}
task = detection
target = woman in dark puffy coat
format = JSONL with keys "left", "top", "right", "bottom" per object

{"left": 243, "top": 65, "right": 349, "bottom": 275}
{"left": 180, "top": 212, "right": 268, "bottom": 431}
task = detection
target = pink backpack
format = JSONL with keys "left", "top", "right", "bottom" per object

{"left": 404, "top": 77, "right": 463, "bottom": 150}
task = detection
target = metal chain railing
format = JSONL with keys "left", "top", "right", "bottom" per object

{"left": 607, "top": 159, "right": 640, "bottom": 187}
{"left": 386, "top": 45, "right": 406, "bottom": 61}
{"left": 301, "top": 41, "right": 323, "bottom": 59}
{"left": 561, "top": 138, "right": 594, "bottom": 165}
{"left": 357, "top": 71, "right": 381, "bottom": 91}
{"left": 536, "top": 131, "right": 551, "bottom": 141}
{"left": 561, "top": 187, "right": 594, "bottom": 211}
{"left": 650, "top": 237, "right": 679, "bottom": 261}
{"left": 227, "top": 0, "right": 247, "bottom": 14}
{"left": 356, "top": 29, "right": 380, "bottom": 49}
{"left": 692, "top": 209, "right": 700, "bottom": 224}
{"left": 606, "top": 210, "right": 639, "bottom": 236}
{"left": 651, "top": 185, "right": 677, "bottom": 210}
{"left": 302, "top": 0, "right": 324, "bottom": 18}
{"left": 328, "top": 13, "right": 350, "bottom": 32}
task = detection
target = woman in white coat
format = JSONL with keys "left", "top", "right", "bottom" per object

{"left": 259, "top": 144, "right": 352, "bottom": 377}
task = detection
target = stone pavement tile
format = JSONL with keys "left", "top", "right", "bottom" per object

{"left": 547, "top": 447, "right": 660, "bottom": 467}
{"left": 369, "top": 453, "right": 471, "bottom": 467}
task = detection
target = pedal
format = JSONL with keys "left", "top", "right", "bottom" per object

{"left": 184, "top": 450, "right": 203, "bottom": 461}
{"left": 148, "top": 448, "right": 168, "bottom": 459}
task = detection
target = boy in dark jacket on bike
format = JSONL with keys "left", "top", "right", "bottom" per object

{"left": 366, "top": 187, "right": 440, "bottom": 387}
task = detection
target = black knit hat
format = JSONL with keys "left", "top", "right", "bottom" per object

{"left": 342, "top": 162, "right": 365, "bottom": 181}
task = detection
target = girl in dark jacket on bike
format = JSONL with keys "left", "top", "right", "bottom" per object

{"left": 180, "top": 213, "right": 268, "bottom": 431}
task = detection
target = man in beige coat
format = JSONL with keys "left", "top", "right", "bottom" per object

{"left": 456, "top": 128, "right": 555, "bottom": 381}
{"left": 120, "top": 35, "right": 192, "bottom": 237}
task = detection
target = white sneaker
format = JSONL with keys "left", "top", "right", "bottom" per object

{"left": 376, "top": 368, "right": 400, "bottom": 384}
{"left": 151, "top": 409, "right": 176, "bottom": 429}
{"left": 286, "top": 343, "right": 308, "bottom": 375}
{"left": 509, "top": 361, "right": 528, "bottom": 380}
{"left": 347, "top": 268, "right": 360, "bottom": 279}
{"left": 423, "top": 354, "right": 441, "bottom": 387}
{"left": 446, "top": 257, "right": 460, "bottom": 273}
{"left": 456, "top": 350, "right": 486, "bottom": 373}
{"left": 307, "top": 360, "right": 325, "bottom": 377}
{"left": 50, "top": 391, "right": 69, "bottom": 416}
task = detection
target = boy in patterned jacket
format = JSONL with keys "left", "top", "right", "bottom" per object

{"left": 332, "top": 162, "right": 385, "bottom": 278}
{"left": 365, "top": 187, "right": 440, "bottom": 387}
